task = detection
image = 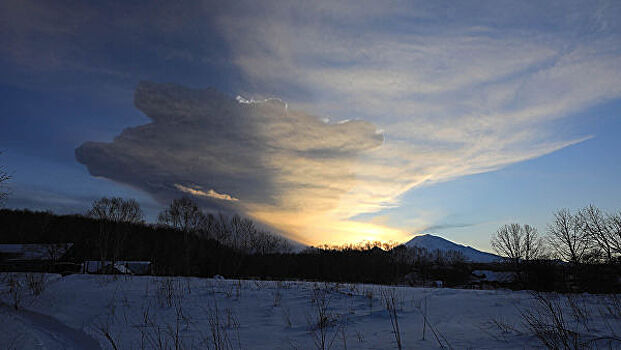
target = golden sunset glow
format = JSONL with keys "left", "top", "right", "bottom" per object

{"left": 247, "top": 207, "right": 410, "bottom": 246}
{"left": 3, "top": 2, "right": 621, "bottom": 348}
{"left": 8, "top": 0, "right": 615, "bottom": 252}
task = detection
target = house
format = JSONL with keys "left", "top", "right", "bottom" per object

{"left": 468, "top": 269, "right": 517, "bottom": 289}
{"left": 0, "top": 243, "right": 77, "bottom": 273}
{"left": 0, "top": 243, "right": 73, "bottom": 262}
{"left": 471, "top": 269, "right": 516, "bottom": 283}
{"left": 82, "top": 260, "right": 152, "bottom": 275}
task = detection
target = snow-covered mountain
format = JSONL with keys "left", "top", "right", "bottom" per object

{"left": 404, "top": 234, "right": 500, "bottom": 263}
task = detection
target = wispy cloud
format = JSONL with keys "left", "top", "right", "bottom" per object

{"left": 175, "top": 184, "right": 239, "bottom": 202}
{"left": 212, "top": 0, "right": 621, "bottom": 236}
{"left": 419, "top": 223, "right": 479, "bottom": 234}
{"left": 57, "top": 0, "right": 621, "bottom": 244}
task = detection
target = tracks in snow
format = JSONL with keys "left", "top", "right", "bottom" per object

{"left": 3, "top": 305, "right": 102, "bottom": 350}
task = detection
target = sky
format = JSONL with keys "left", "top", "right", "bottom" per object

{"left": 1, "top": 0, "right": 621, "bottom": 251}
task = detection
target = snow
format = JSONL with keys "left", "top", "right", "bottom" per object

{"left": 1, "top": 305, "right": 102, "bottom": 349}
{"left": 405, "top": 234, "right": 501, "bottom": 263}
{"left": 1, "top": 273, "right": 619, "bottom": 349}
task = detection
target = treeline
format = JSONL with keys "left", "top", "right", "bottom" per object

{"left": 87, "top": 197, "right": 293, "bottom": 258}
{"left": 80, "top": 196, "right": 293, "bottom": 275}
{"left": 0, "top": 196, "right": 298, "bottom": 275}
{"left": 0, "top": 198, "right": 464, "bottom": 285}
{"left": 489, "top": 205, "right": 621, "bottom": 292}
{"left": 0, "top": 208, "right": 418, "bottom": 284}
{"left": 0, "top": 207, "right": 241, "bottom": 276}
{"left": 2, "top": 198, "right": 620, "bottom": 292}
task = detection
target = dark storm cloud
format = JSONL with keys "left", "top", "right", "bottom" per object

{"left": 75, "top": 81, "right": 383, "bottom": 215}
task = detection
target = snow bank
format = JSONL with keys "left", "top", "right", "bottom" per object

{"left": 1, "top": 273, "right": 619, "bottom": 349}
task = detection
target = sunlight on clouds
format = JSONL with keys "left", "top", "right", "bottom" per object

{"left": 211, "top": 1, "right": 621, "bottom": 241}
{"left": 75, "top": 1, "right": 621, "bottom": 245}
{"left": 246, "top": 206, "right": 410, "bottom": 246}
{"left": 175, "top": 184, "right": 239, "bottom": 202}
{"left": 77, "top": 81, "right": 406, "bottom": 245}
{"left": 77, "top": 76, "right": 600, "bottom": 245}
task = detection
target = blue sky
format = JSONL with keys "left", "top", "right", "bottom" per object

{"left": 1, "top": 1, "right": 620, "bottom": 250}
{"left": 374, "top": 100, "right": 621, "bottom": 250}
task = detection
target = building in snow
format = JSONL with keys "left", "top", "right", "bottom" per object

{"left": 82, "top": 260, "right": 152, "bottom": 275}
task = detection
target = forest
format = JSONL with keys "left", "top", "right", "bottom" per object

{"left": 1, "top": 197, "right": 620, "bottom": 293}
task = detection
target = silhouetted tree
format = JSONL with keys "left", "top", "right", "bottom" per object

{"left": 158, "top": 196, "right": 206, "bottom": 274}
{"left": 491, "top": 223, "right": 548, "bottom": 287}
{"left": 44, "top": 243, "right": 72, "bottom": 265}
{"left": 158, "top": 197, "right": 206, "bottom": 233}
{"left": 577, "top": 205, "right": 613, "bottom": 262}
{"left": 205, "top": 213, "right": 232, "bottom": 242}
{"left": 608, "top": 210, "right": 621, "bottom": 257}
{"left": 547, "top": 209, "right": 590, "bottom": 263}
{"left": 87, "top": 197, "right": 144, "bottom": 266}
{"left": 522, "top": 224, "right": 546, "bottom": 261}
{"left": 491, "top": 223, "right": 546, "bottom": 265}
{"left": 251, "top": 229, "right": 292, "bottom": 254}
{"left": 0, "top": 152, "right": 10, "bottom": 207}
{"left": 229, "top": 214, "right": 253, "bottom": 251}
{"left": 224, "top": 214, "right": 292, "bottom": 254}
{"left": 198, "top": 212, "right": 292, "bottom": 255}
{"left": 491, "top": 223, "right": 522, "bottom": 264}
{"left": 88, "top": 197, "right": 144, "bottom": 223}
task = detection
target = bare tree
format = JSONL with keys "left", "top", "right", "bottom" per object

{"left": 608, "top": 211, "right": 621, "bottom": 257}
{"left": 0, "top": 151, "right": 11, "bottom": 207}
{"left": 158, "top": 196, "right": 206, "bottom": 233}
{"left": 491, "top": 223, "right": 546, "bottom": 265}
{"left": 227, "top": 214, "right": 291, "bottom": 254}
{"left": 547, "top": 209, "right": 589, "bottom": 263}
{"left": 251, "top": 229, "right": 292, "bottom": 255}
{"left": 491, "top": 223, "right": 523, "bottom": 264}
{"left": 577, "top": 205, "right": 613, "bottom": 262}
{"left": 207, "top": 212, "right": 233, "bottom": 242}
{"left": 87, "top": 197, "right": 144, "bottom": 267}
{"left": 88, "top": 197, "right": 144, "bottom": 223}
{"left": 158, "top": 196, "right": 206, "bottom": 274}
{"left": 229, "top": 214, "right": 254, "bottom": 252}
{"left": 201, "top": 212, "right": 292, "bottom": 254}
{"left": 522, "top": 224, "right": 546, "bottom": 261}
{"left": 45, "top": 243, "right": 72, "bottom": 265}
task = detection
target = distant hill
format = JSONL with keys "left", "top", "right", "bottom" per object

{"left": 404, "top": 234, "right": 500, "bottom": 263}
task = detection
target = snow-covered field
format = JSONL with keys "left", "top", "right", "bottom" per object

{"left": 1, "top": 273, "right": 620, "bottom": 349}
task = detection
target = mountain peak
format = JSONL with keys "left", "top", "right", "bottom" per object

{"left": 404, "top": 234, "right": 500, "bottom": 263}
